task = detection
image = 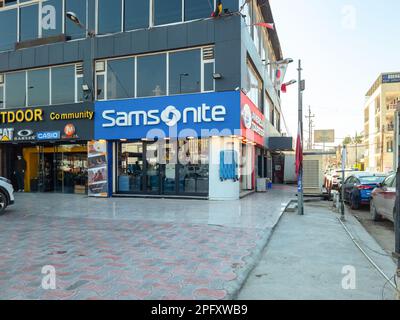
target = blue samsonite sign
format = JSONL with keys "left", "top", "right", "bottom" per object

{"left": 94, "top": 91, "right": 241, "bottom": 140}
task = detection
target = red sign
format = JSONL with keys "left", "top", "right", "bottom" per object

{"left": 240, "top": 93, "right": 265, "bottom": 145}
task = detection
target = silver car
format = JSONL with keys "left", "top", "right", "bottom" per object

{"left": 0, "top": 177, "right": 15, "bottom": 214}
{"left": 370, "top": 173, "right": 396, "bottom": 222}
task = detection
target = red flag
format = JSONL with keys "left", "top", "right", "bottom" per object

{"left": 295, "top": 123, "right": 303, "bottom": 177}
{"left": 281, "top": 83, "right": 287, "bottom": 93}
{"left": 255, "top": 22, "right": 274, "bottom": 30}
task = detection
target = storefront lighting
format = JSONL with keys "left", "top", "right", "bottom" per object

{"left": 120, "top": 139, "right": 127, "bottom": 142}
{"left": 186, "top": 137, "right": 195, "bottom": 140}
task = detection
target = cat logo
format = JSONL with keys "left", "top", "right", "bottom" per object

{"left": 0, "top": 128, "right": 15, "bottom": 141}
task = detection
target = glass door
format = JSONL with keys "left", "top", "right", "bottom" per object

{"left": 145, "top": 142, "right": 160, "bottom": 194}
{"left": 160, "top": 140, "right": 178, "bottom": 195}
{"left": 118, "top": 142, "right": 144, "bottom": 193}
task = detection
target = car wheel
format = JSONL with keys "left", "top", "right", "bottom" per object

{"left": 0, "top": 191, "right": 7, "bottom": 215}
{"left": 350, "top": 194, "right": 360, "bottom": 210}
{"left": 371, "top": 201, "right": 382, "bottom": 221}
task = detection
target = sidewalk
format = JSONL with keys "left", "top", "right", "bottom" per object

{"left": 238, "top": 201, "right": 398, "bottom": 300}
{"left": 0, "top": 186, "right": 295, "bottom": 300}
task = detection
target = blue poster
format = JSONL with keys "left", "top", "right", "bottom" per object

{"left": 94, "top": 91, "right": 241, "bottom": 140}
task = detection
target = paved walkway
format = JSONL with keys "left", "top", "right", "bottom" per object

{"left": 238, "top": 202, "right": 398, "bottom": 300}
{"left": 0, "top": 186, "right": 295, "bottom": 300}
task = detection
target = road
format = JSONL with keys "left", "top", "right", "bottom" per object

{"left": 347, "top": 205, "right": 395, "bottom": 262}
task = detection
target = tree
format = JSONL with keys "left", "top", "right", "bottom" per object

{"left": 343, "top": 136, "right": 352, "bottom": 145}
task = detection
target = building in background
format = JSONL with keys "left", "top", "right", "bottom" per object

{"left": 0, "top": 0, "right": 290, "bottom": 200}
{"left": 364, "top": 72, "right": 400, "bottom": 173}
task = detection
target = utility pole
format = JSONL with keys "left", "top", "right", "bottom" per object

{"left": 297, "top": 60, "right": 305, "bottom": 216}
{"left": 305, "top": 106, "right": 315, "bottom": 150}
{"left": 395, "top": 108, "right": 400, "bottom": 299}
{"left": 355, "top": 131, "right": 358, "bottom": 170}
{"left": 341, "top": 144, "right": 346, "bottom": 221}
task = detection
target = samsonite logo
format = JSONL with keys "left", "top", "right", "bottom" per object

{"left": 101, "top": 104, "right": 226, "bottom": 128}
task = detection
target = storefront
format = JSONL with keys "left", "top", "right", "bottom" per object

{"left": 94, "top": 91, "right": 265, "bottom": 200}
{"left": 0, "top": 103, "right": 94, "bottom": 194}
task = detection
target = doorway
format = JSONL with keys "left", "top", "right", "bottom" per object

{"left": 23, "top": 144, "right": 88, "bottom": 193}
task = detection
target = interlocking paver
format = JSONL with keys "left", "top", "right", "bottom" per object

{"left": 0, "top": 186, "right": 294, "bottom": 299}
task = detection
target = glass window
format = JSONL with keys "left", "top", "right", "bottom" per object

{"left": 245, "top": 61, "right": 262, "bottom": 109}
{"left": 124, "top": 0, "right": 149, "bottom": 31}
{"left": 0, "top": 9, "right": 17, "bottom": 52}
{"left": 184, "top": 0, "right": 211, "bottom": 21}
{"left": 137, "top": 54, "right": 166, "bottom": 97}
{"left": 98, "top": 0, "right": 122, "bottom": 34}
{"left": 5, "top": 0, "right": 18, "bottom": 6}
{"left": 169, "top": 49, "right": 201, "bottom": 95}
{"left": 204, "top": 62, "right": 214, "bottom": 92}
{"left": 0, "top": 86, "right": 4, "bottom": 109}
{"left": 51, "top": 65, "right": 75, "bottom": 104}
{"left": 66, "top": 0, "right": 87, "bottom": 39}
{"left": 178, "top": 139, "right": 209, "bottom": 194}
{"left": 41, "top": 0, "right": 63, "bottom": 38}
{"left": 27, "top": 69, "right": 50, "bottom": 106}
{"left": 76, "top": 76, "right": 83, "bottom": 102}
{"left": 154, "top": 0, "right": 182, "bottom": 26}
{"left": 107, "top": 58, "right": 135, "bottom": 100}
{"left": 20, "top": 4, "right": 39, "bottom": 42}
{"left": 96, "top": 74, "right": 105, "bottom": 100}
{"left": 5, "top": 71, "right": 26, "bottom": 108}
{"left": 223, "top": 0, "right": 238, "bottom": 13}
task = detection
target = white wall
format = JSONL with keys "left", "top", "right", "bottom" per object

{"left": 209, "top": 137, "right": 241, "bottom": 200}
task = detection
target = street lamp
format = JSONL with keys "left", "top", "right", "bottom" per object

{"left": 66, "top": 12, "right": 95, "bottom": 100}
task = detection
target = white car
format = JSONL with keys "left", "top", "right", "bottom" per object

{"left": 0, "top": 177, "right": 15, "bottom": 214}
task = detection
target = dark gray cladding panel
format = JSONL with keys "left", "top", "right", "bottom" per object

{"left": 215, "top": 40, "right": 241, "bottom": 91}
{"left": 48, "top": 43, "right": 64, "bottom": 65}
{"left": 148, "top": 28, "right": 168, "bottom": 52}
{"left": 0, "top": 52, "right": 9, "bottom": 71}
{"left": 8, "top": 50, "right": 22, "bottom": 71}
{"left": 167, "top": 24, "right": 188, "bottom": 50}
{"left": 96, "top": 37, "right": 114, "bottom": 59}
{"left": 131, "top": 29, "right": 150, "bottom": 53}
{"left": 63, "top": 41, "right": 80, "bottom": 62}
{"left": 21, "top": 49, "right": 35, "bottom": 69}
{"left": 35, "top": 46, "right": 49, "bottom": 66}
{"left": 114, "top": 33, "right": 132, "bottom": 56}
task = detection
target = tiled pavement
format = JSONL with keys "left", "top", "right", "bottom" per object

{"left": 0, "top": 186, "right": 295, "bottom": 300}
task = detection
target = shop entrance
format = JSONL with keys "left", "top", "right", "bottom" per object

{"left": 23, "top": 144, "right": 88, "bottom": 194}
{"left": 117, "top": 139, "right": 209, "bottom": 197}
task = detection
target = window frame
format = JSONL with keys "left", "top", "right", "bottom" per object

{"left": 2, "top": 62, "right": 83, "bottom": 108}
{"left": 96, "top": 46, "right": 215, "bottom": 101}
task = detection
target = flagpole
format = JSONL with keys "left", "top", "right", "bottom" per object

{"left": 298, "top": 59, "right": 304, "bottom": 215}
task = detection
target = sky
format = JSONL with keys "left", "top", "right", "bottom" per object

{"left": 269, "top": 0, "right": 400, "bottom": 147}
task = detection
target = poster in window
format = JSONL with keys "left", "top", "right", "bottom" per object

{"left": 88, "top": 140, "right": 108, "bottom": 197}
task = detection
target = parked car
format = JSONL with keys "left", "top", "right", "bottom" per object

{"left": 0, "top": 177, "right": 14, "bottom": 214}
{"left": 342, "top": 172, "right": 386, "bottom": 210}
{"left": 370, "top": 172, "right": 397, "bottom": 222}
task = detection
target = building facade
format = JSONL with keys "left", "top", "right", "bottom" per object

{"left": 364, "top": 73, "right": 400, "bottom": 173}
{"left": 0, "top": 0, "right": 289, "bottom": 200}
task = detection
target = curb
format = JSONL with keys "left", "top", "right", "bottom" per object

{"left": 226, "top": 200, "right": 292, "bottom": 300}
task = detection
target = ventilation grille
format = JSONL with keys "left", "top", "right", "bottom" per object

{"left": 203, "top": 47, "right": 214, "bottom": 61}
{"left": 76, "top": 63, "right": 83, "bottom": 75}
